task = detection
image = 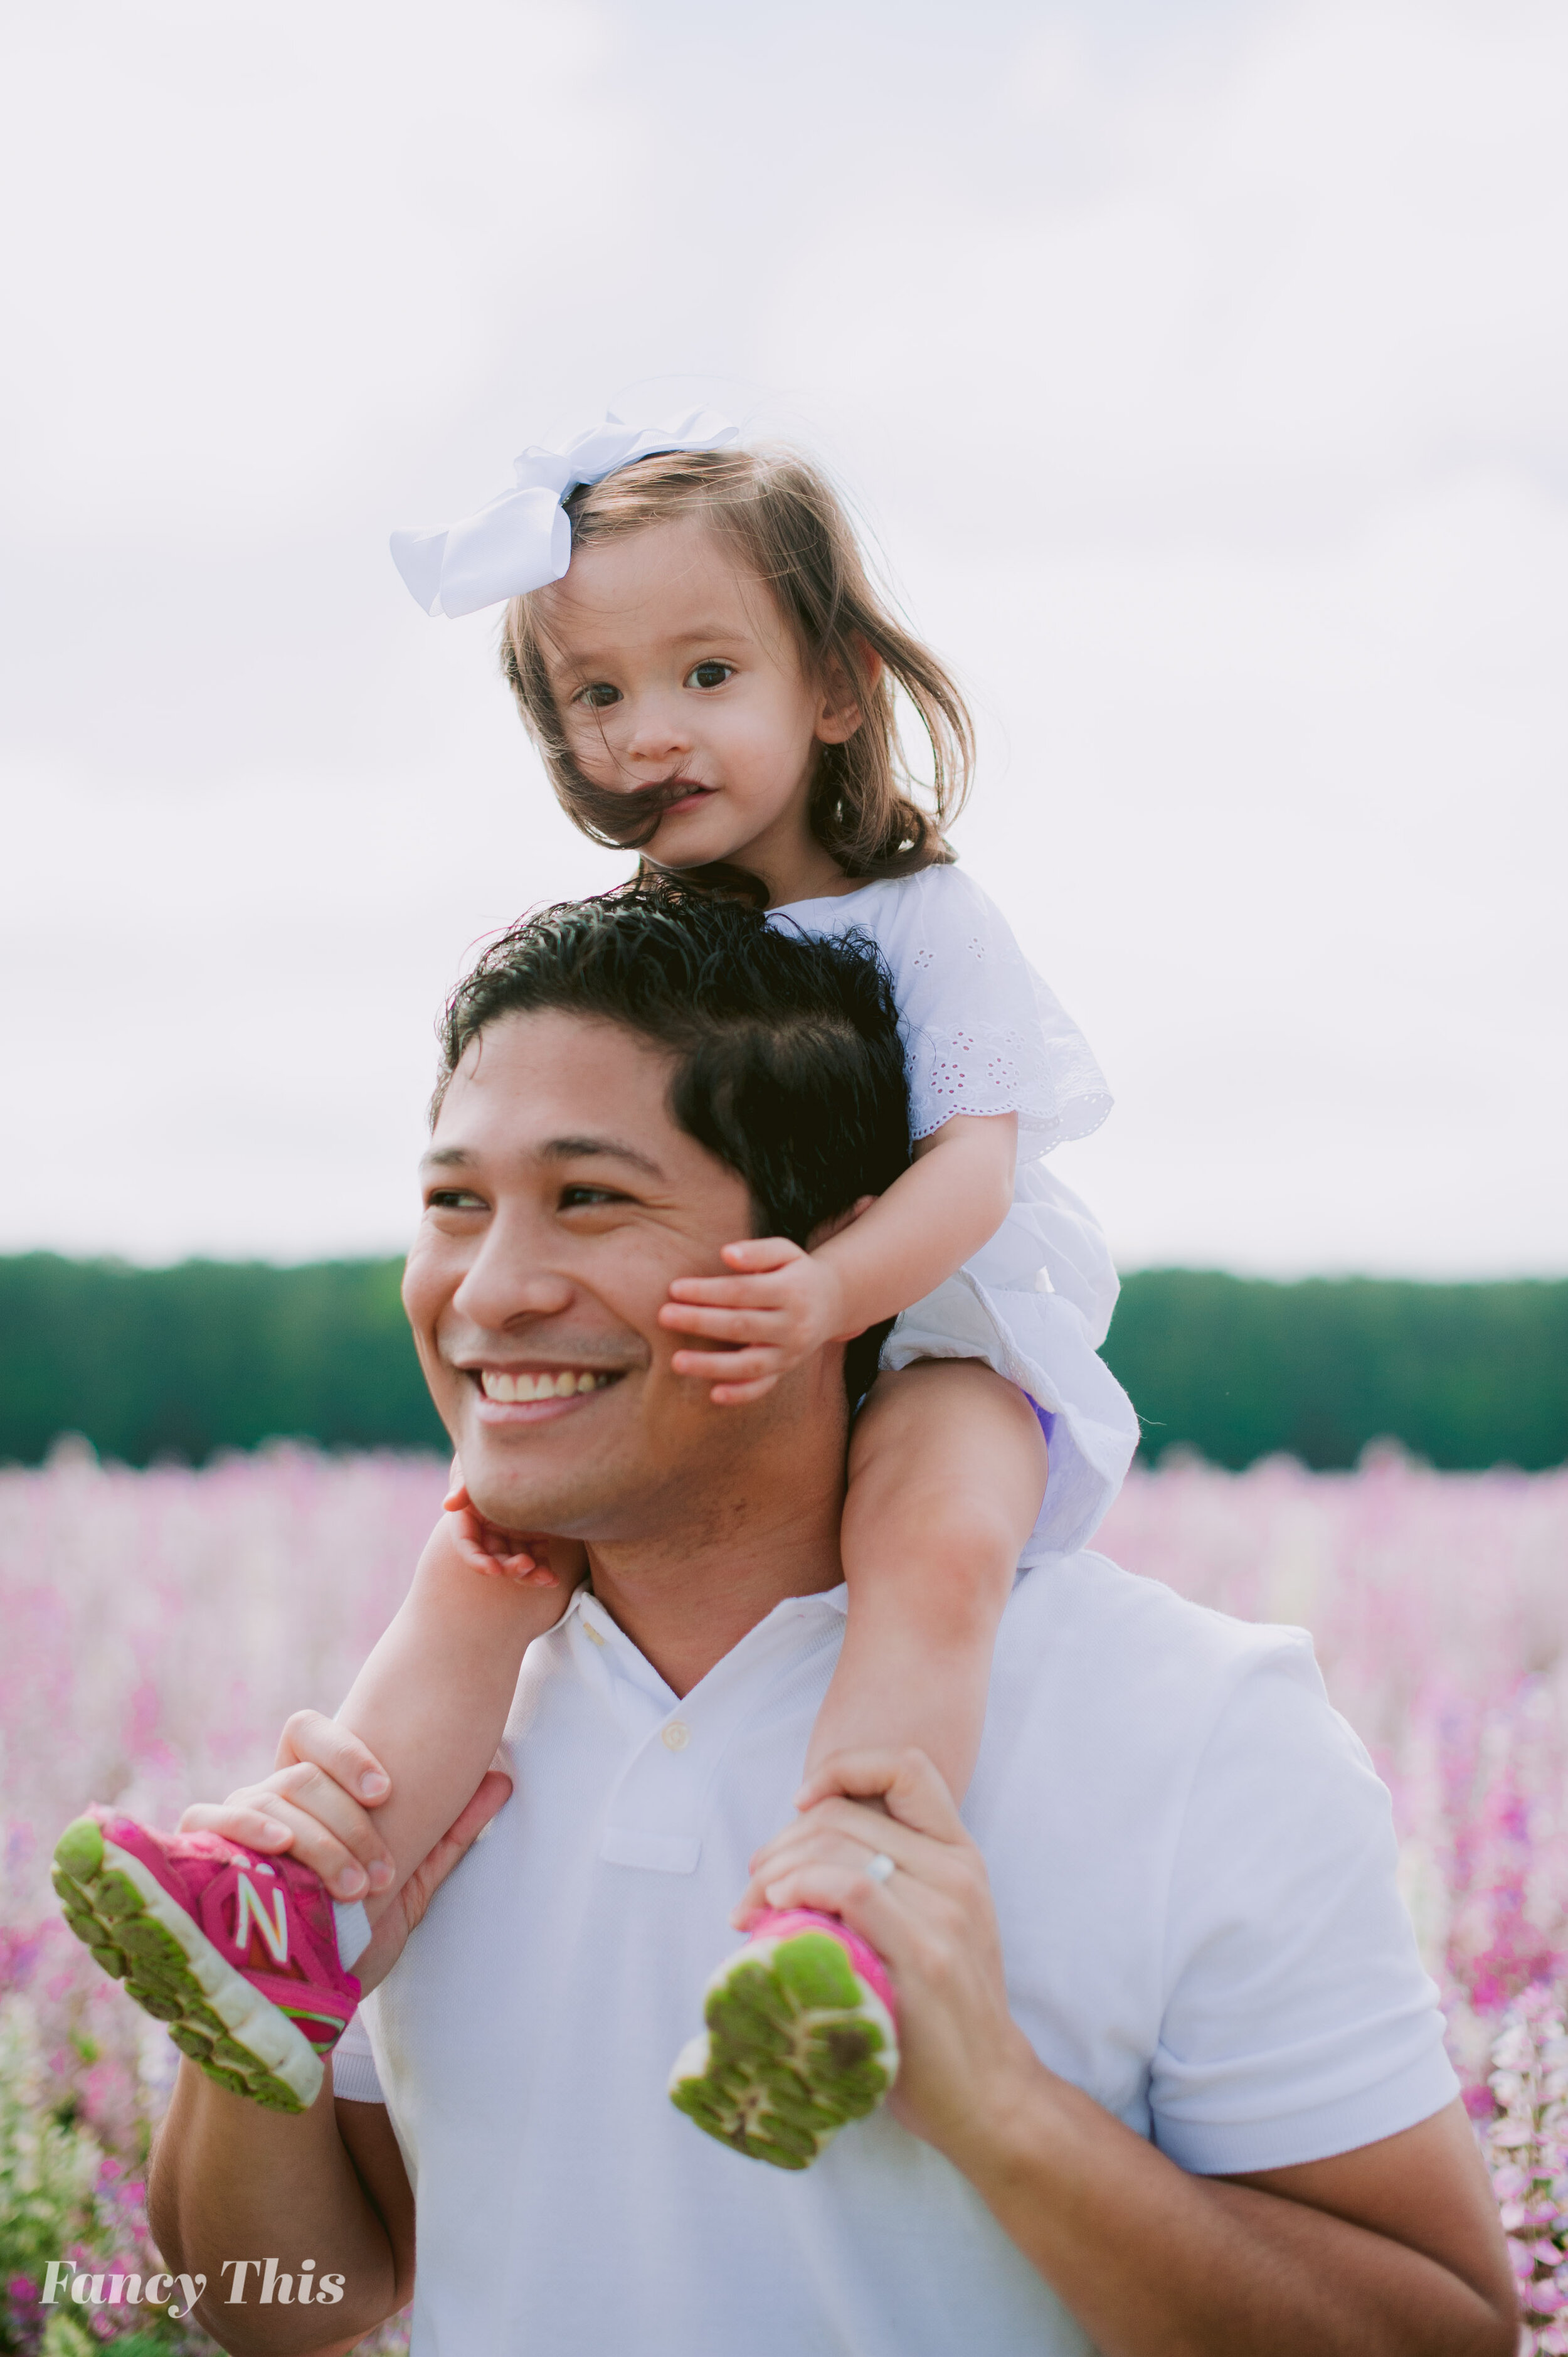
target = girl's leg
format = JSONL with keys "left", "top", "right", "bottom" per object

{"left": 667, "top": 1363, "right": 1044, "bottom": 2168}
{"left": 805, "top": 1359, "right": 1048, "bottom": 1802}
{"left": 333, "top": 1512, "right": 575, "bottom": 1925}
{"left": 52, "top": 1509, "right": 573, "bottom": 2115}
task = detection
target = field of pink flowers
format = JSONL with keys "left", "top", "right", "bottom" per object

{"left": 3, "top": 1442, "right": 1566, "bottom": 2353}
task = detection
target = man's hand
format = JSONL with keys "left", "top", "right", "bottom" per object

{"left": 154, "top": 1723, "right": 506, "bottom": 2356}
{"left": 350, "top": 1765, "right": 512, "bottom": 1992}
{"left": 734, "top": 1747, "right": 1034, "bottom": 2159}
{"left": 736, "top": 1748, "right": 1517, "bottom": 2357}
{"left": 659, "top": 1237, "right": 850, "bottom": 1403}
{"left": 181, "top": 1711, "right": 512, "bottom": 1987}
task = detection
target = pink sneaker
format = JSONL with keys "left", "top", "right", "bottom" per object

{"left": 669, "top": 1908, "right": 899, "bottom": 2169}
{"left": 52, "top": 1811, "right": 360, "bottom": 2113}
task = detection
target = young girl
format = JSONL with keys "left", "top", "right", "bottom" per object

{"left": 53, "top": 413, "right": 1138, "bottom": 2167}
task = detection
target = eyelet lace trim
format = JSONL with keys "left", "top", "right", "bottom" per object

{"left": 909, "top": 1021, "right": 1113, "bottom": 1154}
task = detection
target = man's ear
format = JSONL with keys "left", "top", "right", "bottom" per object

{"left": 806, "top": 1194, "right": 876, "bottom": 1250}
{"left": 814, "top": 641, "right": 883, "bottom": 747}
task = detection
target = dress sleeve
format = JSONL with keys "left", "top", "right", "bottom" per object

{"left": 896, "top": 868, "right": 1112, "bottom": 1156}
{"left": 1149, "top": 1637, "right": 1458, "bottom": 2174}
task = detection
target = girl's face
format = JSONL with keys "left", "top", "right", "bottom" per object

{"left": 531, "top": 516, "right": 864, "bottom": 903}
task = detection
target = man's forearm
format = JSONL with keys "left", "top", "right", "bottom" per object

{"left": 956, "top": 2069, "right": 1513, "bottom": 2357}
{"left": 149, "top": 2062, "right": 407, "bottom": 2357}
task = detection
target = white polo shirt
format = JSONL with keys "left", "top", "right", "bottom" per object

{"left": 335, "top": 1554, "right": 1456, "bottom": 2357}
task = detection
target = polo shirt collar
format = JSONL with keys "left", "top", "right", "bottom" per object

{"left": 553, "top": 1579, "right": 848, "bottom": 1876}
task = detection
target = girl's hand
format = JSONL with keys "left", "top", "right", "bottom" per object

{"left": 440, "top": 1476, "right": 586, "bottom": 1588}
{"left": 731, "top": 1747, "right": 1044, "bottom": 2169}
{"left": 659, "top": 1238, "right": 849, "bottom": 1403}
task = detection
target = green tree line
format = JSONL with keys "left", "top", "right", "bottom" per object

{"left": 1, "top": 1253, "right": 1564, "bottom": 1472}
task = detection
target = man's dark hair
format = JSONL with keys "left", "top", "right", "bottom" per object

{"left": 435, "top": 883, "right": 911, "bottom": 1400}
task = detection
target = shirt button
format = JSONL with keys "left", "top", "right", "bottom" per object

{"left": 661, "top": 1721, "right": 691, "bottom": 1752}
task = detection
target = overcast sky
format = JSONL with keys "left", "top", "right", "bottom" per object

{"left": 2, "top": 0, "right": 1564, "bottom": 1275}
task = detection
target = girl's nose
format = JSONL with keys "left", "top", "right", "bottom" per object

{"left": 624, "top": 691, "right": 692, "bottom": 767}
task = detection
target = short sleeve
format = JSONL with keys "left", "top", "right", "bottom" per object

{"left": 1150, "top": 1637, "right": 1458, "bottom": 2174}
{"left": 332, "top": 2009, "right": 387, "bottom": 2105}
{"left": 895, "top": 869, "right": 1112, "bottom": 1156}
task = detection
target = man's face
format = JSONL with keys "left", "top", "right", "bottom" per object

{"left": 401, "top": 1008, "right": 812, "bottom": 1540}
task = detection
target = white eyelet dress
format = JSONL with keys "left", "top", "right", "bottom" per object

{"left": 770, "top": 865, "right": 1140, "bottom": 1560}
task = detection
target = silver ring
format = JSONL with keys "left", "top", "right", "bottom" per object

{"left": 864, "top": 1851, "right": 896, "bottom": 1886}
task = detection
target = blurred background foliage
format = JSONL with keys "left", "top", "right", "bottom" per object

{"left": 1, "top": 1255, "right": 1563, "bottom": 1472}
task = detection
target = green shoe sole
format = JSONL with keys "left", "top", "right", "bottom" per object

{"left": 51, "top": 1817, "right": 322, "bottom": 2114}
{"left": 669, "top": 1924, "right": 899, "bottom": 2170}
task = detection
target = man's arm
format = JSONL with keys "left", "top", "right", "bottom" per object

{"left": 959, "top": 2075, "right": 1512, "bottom": 2357}
{"left": 149, "top": 1767, "right": 511, "bottom": 2356}
{"left": 743, "top": 1750, "right": 1517, "bottom": 2357}
{"left": 148, "top": 2072, "right": 410, "bottom": 2357}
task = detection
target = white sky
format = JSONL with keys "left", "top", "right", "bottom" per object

{"left": 1, "top": 0, "right": 1564, "bottom": 1274}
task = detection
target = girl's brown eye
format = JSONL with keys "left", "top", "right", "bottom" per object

{"left": 687, "top": 662, "right": 731, "bottom": 690}
{"left": 581, "top": 683, "right": 620, "bottom": 710}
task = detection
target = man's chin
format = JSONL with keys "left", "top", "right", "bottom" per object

{"left": 456, "top": 1420, "right": 606, "bottom": 1540}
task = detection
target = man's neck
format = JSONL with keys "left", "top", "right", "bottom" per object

{"left": 582, "top": 1442, "right": 847, "bottom": 1699}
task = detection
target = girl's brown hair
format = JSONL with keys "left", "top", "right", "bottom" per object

{"left": 499, "top": 447, "right": 973, "bottom": 895}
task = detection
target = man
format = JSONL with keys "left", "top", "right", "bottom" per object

{"left": 152, "top": 887, "right": 1514, "bottom": 2356}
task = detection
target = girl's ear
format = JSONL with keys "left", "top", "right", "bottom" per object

{"left": 814, "top": 638, "right": 883, "bottom": 745}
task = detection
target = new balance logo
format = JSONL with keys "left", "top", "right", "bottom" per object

{"left": 233, "top": 1873, "right": 289, "bottom": 1966}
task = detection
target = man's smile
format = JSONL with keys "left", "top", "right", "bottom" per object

{"left": 466, "top": 1365, "right": 625, "bottom": 1421}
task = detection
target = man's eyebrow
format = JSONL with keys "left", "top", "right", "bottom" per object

{"left": 420, "top": 1137, "right": 666, "bottom": 1177}
{"left": 540, "top": 1135, "right": 665, "bottom": 1179}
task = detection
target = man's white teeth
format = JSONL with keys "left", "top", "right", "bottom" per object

{"left": 480, "top": 1370, "right": 611, "bottom": 1403}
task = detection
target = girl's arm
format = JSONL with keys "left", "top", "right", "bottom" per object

{"left": 659, "top": 1112, "right": 1016, "bottom": 1403}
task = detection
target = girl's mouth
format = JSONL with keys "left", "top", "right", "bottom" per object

{"left": 657, "top": 782, "right": 714, "bottom": 817}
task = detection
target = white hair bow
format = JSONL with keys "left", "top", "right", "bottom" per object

{"left": 389, "top": 407, "right": 741, "bottom": 619}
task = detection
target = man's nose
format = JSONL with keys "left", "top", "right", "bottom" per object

{"left": 450, "top": 1208, "right": 575, "bottom": 1330}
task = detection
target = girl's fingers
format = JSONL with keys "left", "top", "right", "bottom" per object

{"left": 502, "top": 1559, "right": 561, "bottom": 1587}
{"left": 719, "top": 1237, "right": 803, "bottom": 1270}
{"left": 660, "top": 1302, "right": 785, "bottom": 1340}
{"left": 453, "top": 1531, "right": 538, "bottom": 1578}
{"left": 665, "top": 1275, "right": 786, "bottom": 1306}
{"left": 709, "top": 1373, "right": 780, "bottom": 1404}
{"left": 277, "top": 1708, "right": 390, "bottom": 1802}
{"left": 472, "top": 1543, "right": 551, "bottom": 1583}
{"left": 670, "top": 1346, "right": 784, "bottom": 1383}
